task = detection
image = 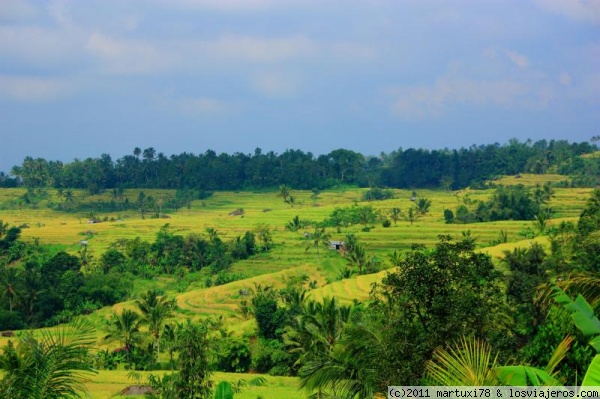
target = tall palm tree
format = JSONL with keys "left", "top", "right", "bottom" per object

{"left": 56, "top": 187, "right": 65, "bottom": 201}
{"left": 389, "top": 207, "right": 402, "bottom": 225}
{"left": 287, "top": 297, "right": 358, "bottom": 398}
{"left": 19, "top": 264, "right": 45, "bottom": 326}
{"left": 305, "top": 228, "right": 331, "bottom": 263}
{"left": 0, "top": 318, "right": 97, "bottom": 399}
{"left": 105, "top": 309, "right": 142, "bottom": 363}
{"left": 135, "top": 289, "right": 176, "bottom": 356}
{"left": 0, "top": 265, "right": 21, "bottom": 312}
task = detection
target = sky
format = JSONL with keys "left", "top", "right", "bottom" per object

{"left": 0, "top": 0, "right": 599, "bottom": 173}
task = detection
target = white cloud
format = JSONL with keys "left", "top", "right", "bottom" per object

{"left": 0, "top": 75, "right": 72, "bottom": 101}
{"left": 534, "top": 0, "right": 600, "bottom": 24}
{"left": 504, "top": 49, "right": 529, "bottom": 68}
{"left": 389, "top": 78, "right": 532, "bottom": 118}
{"left": 85, "top": 33, "right": 175, "bottom": 75}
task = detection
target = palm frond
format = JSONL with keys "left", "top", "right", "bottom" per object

{"left": 425, "top": 337, "right": 500, "bottom": 386}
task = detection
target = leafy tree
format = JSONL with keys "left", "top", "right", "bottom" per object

{"left": 369, "top": 236, "right": 506, "bottom": 384}
{"left": 99, "top": 248, "right": 126, "bottom": 274}
{"left": 251, "top": 285, "right": 286, "bottom": 340}
{"left": 503, "top": 243, "right": 549, "bottom": 342}
{"left": 0, "top": 318, "right": 96, "bottom": 399}
{"left": 254, "top": 224, "right": 273, "bottom": 251}
{"left": 150, "top": 320, "right": 213, "bottom": 399}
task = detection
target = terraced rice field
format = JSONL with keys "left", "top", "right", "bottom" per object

{"left": 0, "top": 177, "right": 593, "bottom": 398}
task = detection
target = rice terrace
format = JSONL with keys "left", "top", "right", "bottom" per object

{"left": 0, "top": 138, "right": 599, "bottom": 398}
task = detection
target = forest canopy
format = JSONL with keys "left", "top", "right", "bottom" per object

{"left": 3, "top": 139, "right": 599, "bottom": 192}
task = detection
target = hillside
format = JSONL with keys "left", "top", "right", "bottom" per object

{"left": 0, "top": 175, "right": 596, "bottom": 398}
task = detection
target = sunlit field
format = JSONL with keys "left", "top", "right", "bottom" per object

{"left": 0, "top": 176, "right": 592, "bottom": 398}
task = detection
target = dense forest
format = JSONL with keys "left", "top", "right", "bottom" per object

{"left": 3, "top": 139, "right": 599, "bottom": 192}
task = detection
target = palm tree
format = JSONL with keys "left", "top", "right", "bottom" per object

{"left": 0, "top": 265, "right": 21, "bottom": 312}
{"left": 305, "top": 227, "right": 331, "bottom": 263}
{"left": 296, "top": 315, "right": 382, "bottom": 399}
{"left": 0, "top": 318, "right": 97, "bottom": 399}
{"left": 105, "top": 309, "right": 142, "bottom": 363}
{"left": 277, "top": 184, "right": 292, "bottom": 203}
{"left": 389, "top": 207, "right": 402, "bottom": 225}
{"left": 287, "top": 297, "right": 356, "bottom": 398}
{"left": 19, "top": 264, "right": 45, "bottom": 326}
{"left": 345, "top": 244, "right": 367, "bottom": 275}
{"left": 64, "top": 189, "right": 75, "bottom": 203}
{"left": 407, "top": 207, "right": 419, "bottom": 225}
{"left": 56, "top": 187, "right": 65, "bottom": 201}
{"left": 161, "top": 323, "right": 179, "bottom": 370}
{"left": 135, "top": 289, "right": 176, "bottom": 357}
{"left": 416, "top": 197, "right": 432, "bottom": 215}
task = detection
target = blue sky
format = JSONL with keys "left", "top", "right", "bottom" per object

{"left": 0, "top": 0, "right": 599, "bottom": 172}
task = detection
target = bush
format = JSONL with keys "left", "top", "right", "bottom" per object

{"left": 443, "top": 209, "right": 454, "bottom": 224}
{"left": 362, "top": 188, "right": 394, "bottom": 201}
{"left": 0, "top": 310, "right": 26, "bottom": 331}
{"left": 381, "top": 219, "right": 391, "bottom": 228}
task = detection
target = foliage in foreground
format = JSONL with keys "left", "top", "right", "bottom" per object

{"left": 0, "top": 318, "right": 97, "bottom": 399}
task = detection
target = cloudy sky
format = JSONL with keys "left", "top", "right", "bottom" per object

{"left": 0, "top": 0, "right": 599, "bottom": 172}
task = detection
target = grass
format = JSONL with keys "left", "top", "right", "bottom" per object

{"left": 0, "top": 178, "right": 593, "bottom": 398}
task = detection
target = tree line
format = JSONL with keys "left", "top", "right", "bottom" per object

{"left": 4, "top": 139, "right": 598, "bottom": 193}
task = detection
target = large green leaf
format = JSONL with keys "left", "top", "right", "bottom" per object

{"left": 552, "top": 287, "right": 600, "bottom": 345}
{"left": 496, "top": 366, "right": 560, "bottom": 386}
{"left": 214, "top": 381, "right": 234, "bottom": 399}
{"left": 581, "top": 355, "right": 600, "bottom": 387}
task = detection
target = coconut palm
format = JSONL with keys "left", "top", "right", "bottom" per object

{"left": 0, "top": 318, "right": 97, "bottom": 399}
{"left": 135, "top": 289, "right": 176, "bottom": 356}
{"left": 416, "top": 197, "right": 432, "bottom": 215}
{"left": 287, "top": 297, "right": 357, "bottom": 398}
{"left": 105, "top": 309, "right": 142, "bottom": 363}
{"left": 0, "top": 265, "right": 21, "bottom": 312}
{"left": 64, "top": 189, "right": 75, "bottom": 203}
{"left": 345, "top": 244, "right": 367, "bottom": 275}
{"left": 305, "top": 227, "right": 331, "bottom": 263}
{"left": 389, "top": 207, "right": 402, "bottom": 225}
{"left": 277, "top": 184, "right": 292, "bottom": 203}
{"left": 297, "top": 316, "right": 381, "bottom": 399}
